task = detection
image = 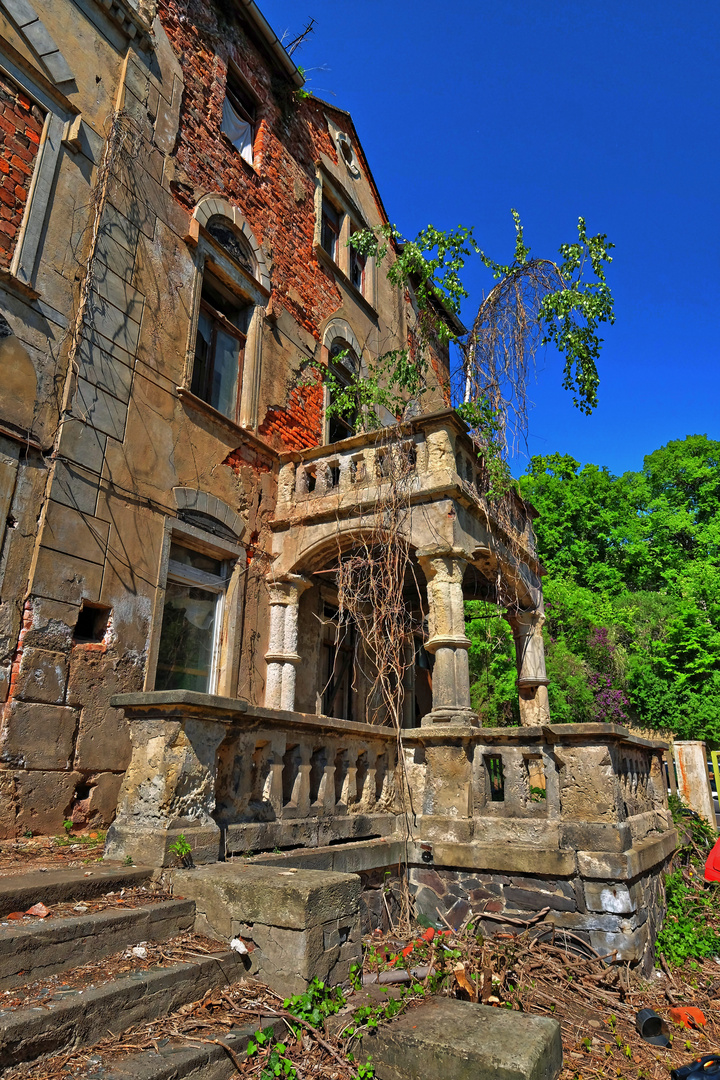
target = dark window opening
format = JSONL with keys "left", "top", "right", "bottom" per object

{"left": 321, "top": 199, "right": 341, "bottom": 261}
{"left": 485, "top": 755, "right": 505, "bottom": 802}
{"left": 304, "top": 467, "right": 317, "bottom": 493}
{"left": 327, "top": 341, "right": 359, "bottom": 444}
{"left": 191, "top": 273, "right": 249, "bottom": 421}
{"left": 350, "top": 235, "right": 365, "bottom": 293}
{"left": 222, "top": 67, "right": 257, "bottom": 166}
{"left": 321, "top": 603, "right": 355, "bottom": 721}
{"left": 73, "top": 602, "right": 111, "bottom": 643}
{"left": 206, "top": 215, "right": 255, "bottom": 275}
{"left": 328, "top": 463, "right": 340, "bottom": 488}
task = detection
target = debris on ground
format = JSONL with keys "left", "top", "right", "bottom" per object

{"left": 0, "top": 932, "right": 228, "bottom": 1013}
{"left": 0, "top": 884, "right": 172, "bottom": 923}
{"left": 0, "top": 833, "right": 108, "bottom": 874}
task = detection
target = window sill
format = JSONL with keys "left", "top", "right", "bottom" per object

{"left": 176, "top": 386, "right": 249, "bottom": 441}
{"left": 176, "top": 387, "right": 274, "bottom": 456}
{"left": 313, "top": 243, "right": 378, "bottom": 321}
{"left": 0, "top": 267, "right": 40, "bottom": 300}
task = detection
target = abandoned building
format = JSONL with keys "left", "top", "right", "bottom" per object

{"left": 0, "top": 0, "right": 676, "bottom": 974}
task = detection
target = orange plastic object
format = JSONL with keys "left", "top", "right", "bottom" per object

{"left": 669, "top": 1007, "right": 707, "bottom": 1029}
{"left": 705, "top": 838, "right": 720, "bottom": 882}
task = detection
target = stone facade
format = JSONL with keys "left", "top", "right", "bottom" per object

{"left": 0, "top": 0, "right": 458, "bottom": 834}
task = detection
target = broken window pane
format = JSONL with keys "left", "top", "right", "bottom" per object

{"left": 191, "top": 275, "right": 248, "bottom": 421}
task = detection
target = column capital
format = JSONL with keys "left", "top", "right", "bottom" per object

{"left": 267, "top": 573, "right": 311, "bottom": 606}
{"left": 417, "top": 547, "right": 475, "bottom": 582}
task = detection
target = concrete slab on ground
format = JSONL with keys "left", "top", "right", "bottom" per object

{"left": 364, "top": 997, "right": 562, "bottom": 1080}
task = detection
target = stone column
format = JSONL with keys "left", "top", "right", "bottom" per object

{"left": 506, "top": 609, "right": 550, "bottom": 727}
{"left": 417, "top": 549, "right": 477, "bottom": 726}
{"left": 674, "top": 740, "right": 717, "bottom": 828}
{"left": 265, "top": 575, "right": 311, "bottom": 711}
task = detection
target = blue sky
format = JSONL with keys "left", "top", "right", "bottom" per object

{"left": 265, "top": 0, "right": 720, "bottom": 478}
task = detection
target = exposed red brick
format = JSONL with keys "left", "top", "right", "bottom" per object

{"left": 0, "top": 71, "right": 42, "bottom": 269}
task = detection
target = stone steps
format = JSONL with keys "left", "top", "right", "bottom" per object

{"left": 0, "top": 863, "right": 154, "bottom": 917}
{"left": 0, "top": 897, "right": 195, "bottom": 990}
{"left": 53, "top": 1016, "right": 278, "bottom": 1080}
{"left": 0, "top": 949, "right": 248, "bottom": 1071}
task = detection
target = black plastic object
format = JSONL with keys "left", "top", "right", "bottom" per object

{"left": 671, "top": 1055, "right": 720, "bottom": 1080}
{"left": 636, "top": 1009, "right": 670, "bottom": 1047}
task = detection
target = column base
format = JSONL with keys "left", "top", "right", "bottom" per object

{"left": 421, "top": 707, "right": 479, "bottom": 727}
{"left": 104, "top": 820, "right": 221, "bottom": 868}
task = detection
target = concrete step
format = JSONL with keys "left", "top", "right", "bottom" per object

{"left": 0, "top": 949, "right": 248, "bottom": 1071}
{"left": 0, "top": 863, "right": 154, "bottom": 917}
{"left": 0, "top": 897, "right": 195, "bottom": 990}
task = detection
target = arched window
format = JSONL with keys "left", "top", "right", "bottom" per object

{"left": 206, "top": 215, "right": 255, "bottom": 276}
{"left": 327, "top": 339, "right": 360, "bottom": 444}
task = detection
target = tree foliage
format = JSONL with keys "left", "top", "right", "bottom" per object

{"left": 323, "top": 213, "right": 615, "bottom": 494}
{"left": 466, "top": 435, "right": 720, "bottom": 742}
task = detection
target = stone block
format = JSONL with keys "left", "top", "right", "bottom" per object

{"left": 104, "top": 822, "right": 221, "bottom": 867}
{"left": 0, "top": 771, "right": 17, "bottom": 839}
{"left": 173, "top": 862, "right": 361, "bottom": 933}
{"left": 55, "top": 419, "right": 107, "bottom": 475}
{"left": 583, "top": 881, "right": 636, "bottom": 914}
{"left": 20, "top": 599, "right": 76, "bottom": 653}
{"left": 31, "top": 546, "right": 103, "bottom": 607}
{"left": 13, "top": 647, "right": 68, "bottom": 704}
{"left": 42, "top": 501, "right": 110, "bottom": 566}
{"left": 429, "top": 842, "right": 576, "bottom": 877}
{"left": 589, "top": 925, "right": 650, "bottom": 965}
{"left": 74, "top": 378, "right": 129, "bottom": 441}
{"left": 0, "top": 702, "right": 77, "bottom": 769}
{"left": 14, "top": 770, "right": 81, "bottom": 835}
{"left": 504, "top": 886, "right": 576, "bottom": 913}
{"left": 73, "top": 707, "right": 132, "bottom": 772}
{"left": 76, "top": 772, "right": 124, "bottom": 827}
{"left": 560, "top": 821, "right": 631, "bottom": 854}
{"left": 364, "top": 997, "right": 562, "bottom": 1080}
{"left": 577, "top": 830, "right": 677, "bottom": 881}
{"left": 49, "top": 461, "right": 100, "bottom": 516}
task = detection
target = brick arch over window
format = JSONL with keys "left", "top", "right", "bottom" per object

{"left": 191, "top": 196, "right": 270, "bottom": 290}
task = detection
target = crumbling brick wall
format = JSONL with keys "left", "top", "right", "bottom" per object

{"left": 0, "top": 71, "right": 43, "bottom": 269}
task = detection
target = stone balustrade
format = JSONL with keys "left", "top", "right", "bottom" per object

{"left": 273, "top": 409, "right": 538, "bottom": 564}
{"left": 104, "top": 691, "right": 399, "bottom": 866}
{"left": 403, "top": 721, "right": 672, "bottom": 848}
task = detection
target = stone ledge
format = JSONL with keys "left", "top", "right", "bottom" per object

{"left": 412, "top": 841, "right": 577, "bottom": 877}
{"left": 577, "top": 829, "right": 677, "bottom": 880}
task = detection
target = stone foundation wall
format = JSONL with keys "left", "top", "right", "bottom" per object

{"left": 410, "top": 861, "right": 669, "bottom": 972}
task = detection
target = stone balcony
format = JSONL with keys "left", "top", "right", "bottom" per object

{"left": 271, "top": 408, "right": 541, "bottom": 609}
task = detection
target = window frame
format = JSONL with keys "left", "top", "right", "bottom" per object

{"left": 222, "top": 64, "right": 258, "bottom": 167}
{"left": 146, "top": 518, "right": 245, "bottom": 698}
{"left": 0, "top": 54, "right": 70, "bottom": 293}
{"left": 313, "top": 166, "right": 377, "bottom": 309}
{"left": 183, "top": 220, "right": 269, "bottom": 432}
{"left": 190, "top": 278, "right": 248, "bottom": 420}
{"left": 326, "top": 339, "right": 360, "bottom": 444}
{"left": 156, "top": 546, "right": 228, "bottom": 695}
